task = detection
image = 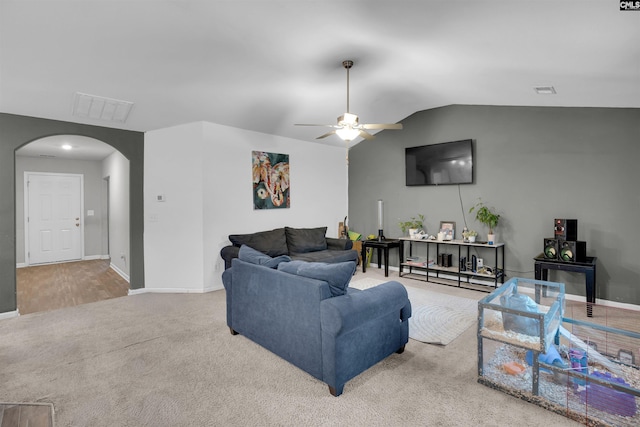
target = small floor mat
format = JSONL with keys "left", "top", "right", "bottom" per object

{"left": 0, "top": 402, "right": 54, "bottom": 427}
{"left": 351, "top": 278, "right": 478, "bottom": 345}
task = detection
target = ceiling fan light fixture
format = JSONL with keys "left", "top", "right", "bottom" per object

{"left": 295, "top": 59, "right": 402, "bottom": 143}
{"left": 336, "top": 127, "right": 360, "bottom": 141}
{"left": 338, "top": 113, "right": 359, "bottom": 126}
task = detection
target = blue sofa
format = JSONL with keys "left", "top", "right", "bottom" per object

{"left": 222, "top": 255, "right": 411, "bottom": 396}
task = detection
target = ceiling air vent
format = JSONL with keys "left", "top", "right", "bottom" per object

{"left": 534, "top": 86, "right": 557, "bottom": 95}
{"left": 72, "top": 92, "right": 134, "bottom": 123}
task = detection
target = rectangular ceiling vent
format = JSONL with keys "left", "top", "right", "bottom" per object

{"left": 534, "top": 86, "right": 557, "bottom": 95}
{"left": 72, "top": 92, "right": 134, "bottom": 123}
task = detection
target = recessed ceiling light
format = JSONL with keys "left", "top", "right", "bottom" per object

{"left": 72, "top": 92, "right": 134, "bottom": 123}
{"left": 534, "top": 86, "right": 557, "bottom": 95}
{"left": 62, "top": 144, "right": 72, "bottom": 150}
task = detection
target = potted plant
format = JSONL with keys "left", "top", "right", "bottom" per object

{"left": 462, "top": 229, "right": 478, "bottom": 243}
{"left": 469, "top": 200, "right": 500, "bottom": 244}
{"left": 398, "top": 214, "right": 425, "bottom": 238}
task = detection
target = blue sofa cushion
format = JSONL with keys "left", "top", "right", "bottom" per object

{"left": 239, "top": 245, "right": 291, "bottom": 268}
{"left": 229, "top": 228, "right": 288, "bottom": 257}
{"left": 285, "top": 226, "right": 328, "bottom": 253}
{"left": 278, "top": 260, "right": 356, "bottom": 297}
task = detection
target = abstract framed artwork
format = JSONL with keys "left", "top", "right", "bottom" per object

{"left": 252, "top": 151, "right": 290, "bottom": 209}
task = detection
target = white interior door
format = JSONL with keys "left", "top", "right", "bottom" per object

{"left": 26, "top": 173, "right": 83, "bottom": 265}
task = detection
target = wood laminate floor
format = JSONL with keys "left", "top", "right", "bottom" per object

{"left": 16, "top": 259, "right": 130, "bottom": 315}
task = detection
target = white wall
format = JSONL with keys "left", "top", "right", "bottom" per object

{"left": 102, "top": 151, "right": 130, "bottom": 279}
{"left": 144, "top": 122, "right": 205, "bottom": 292}
{"left": 144, "top": 121, "right": 348, "bottom": 293}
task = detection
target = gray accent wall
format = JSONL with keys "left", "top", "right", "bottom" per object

{"left": 349, "top": 105, "right": 640, "bottom": 305}
{"left": 0, "top": 113, "right": 144, "bottom": 314}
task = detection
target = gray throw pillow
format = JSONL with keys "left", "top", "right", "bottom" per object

{"left": 239, "top": 245, "right": 291, "bottom": 269}
{"left": 278, "top": 260, "right": 356, "bottom": 297}
{"left": 229, "top": 228, "right": 288, "bottom": 256}
{"left": 285, "top": 226, "right": 328, "bottom": 254}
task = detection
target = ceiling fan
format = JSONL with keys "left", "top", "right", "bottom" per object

{"left": 295, "top": 60, "right": 403, "bottom": 142}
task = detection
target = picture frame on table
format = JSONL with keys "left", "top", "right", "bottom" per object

{"left": 439, "top": 221, "right": 455, "bottom": 240}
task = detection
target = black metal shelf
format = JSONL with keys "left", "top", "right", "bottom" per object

{"left": 398, "top": 238, "right": 505, "bottom": 292}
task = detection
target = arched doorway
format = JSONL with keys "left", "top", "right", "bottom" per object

{"left": 0, "top": 113, "right": 145, "bottom": 317}
{"left": 15, "top": 135, "right": 131, "bottom": 314}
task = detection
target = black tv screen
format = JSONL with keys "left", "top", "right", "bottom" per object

{"left": 405, "top": 139, "right": 473, "bottom": 186}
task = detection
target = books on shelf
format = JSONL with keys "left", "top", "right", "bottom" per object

{"left": 405, "top": 258, "right": 434, "bottom": 267}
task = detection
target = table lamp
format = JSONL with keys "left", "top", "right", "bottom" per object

{"left": 377, "top": 199, "right": 385, "bottom": 241}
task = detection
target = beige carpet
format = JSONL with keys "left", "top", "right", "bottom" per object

{"left": 0, "top": 268, "right": 580, "bottom": 426}
{"left": 351, "top": 277, "right": 477, "bottom": 345}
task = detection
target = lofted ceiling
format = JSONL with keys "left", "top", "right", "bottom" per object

{"left": 2, "top": 1, "right": 639, "bottom": 152}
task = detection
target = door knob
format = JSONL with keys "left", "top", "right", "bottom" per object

{"left": 76, "top": 223, "right": 80, "bottom": 227}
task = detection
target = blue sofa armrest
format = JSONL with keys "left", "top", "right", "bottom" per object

{"left": 320, "top": 281, "right": 411, "bottom": 336}
{"left": 320, "top": 281, "right": 411, "bottom": 396}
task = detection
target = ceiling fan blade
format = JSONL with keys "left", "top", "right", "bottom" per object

{"left": 316, "top": 130, "right": 337, "bottom": 139}
{"left": 362, "top": 123, "right": 404, "bottom": 130}
{"left": 295, "top": 123, "right": 338, "bottom": 128}
{"left": 358, "top": 130, "right": 375, "bottom": 140}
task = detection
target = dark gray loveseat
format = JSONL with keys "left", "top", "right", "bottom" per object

{"left": 220, "top": 226, "right": 358, "bottom": 270}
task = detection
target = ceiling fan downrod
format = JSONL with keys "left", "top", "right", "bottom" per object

{"left": 343, "top": 60, "right": 353, "bottom": 113}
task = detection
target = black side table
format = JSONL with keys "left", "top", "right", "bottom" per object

{"left": 361, "top": 239, "right": 402, "bottom": 277}
{"left": 534, "top": 254, "right": 597, "bottom": 317}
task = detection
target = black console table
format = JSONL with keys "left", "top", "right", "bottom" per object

{"left": 533, "top": 254, "right": 597, "bottom": 317}
{"left": 361, "top": 239, "right": 403, "bottom": 277}
{"left": 398, "top": 238, "right": 505, "bottom": 291}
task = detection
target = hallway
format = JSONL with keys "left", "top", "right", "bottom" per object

{"left": 16, "top": 259, "right": 129, "bottom": 315}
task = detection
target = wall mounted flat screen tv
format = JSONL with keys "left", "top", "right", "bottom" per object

{"left": 405, "top": 139, "right": 474, "bottom": 186}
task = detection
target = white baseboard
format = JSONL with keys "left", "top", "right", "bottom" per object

{"left": 0, "top": 310, "right": 20, "bottom": 320}
{"left": 382, "top": 265, "right": 640, "bottom": 311}
{"left": 17, "top": 255, "right": 110, "bottom": 268}
{"left": 110, "top": 263, "right": 130, "bottom": 283}
{"left": 84, "top": 254, "right": 111, "bottom": 261}
{"left": 564, "top": 293, "right": 640, "bottom": 311}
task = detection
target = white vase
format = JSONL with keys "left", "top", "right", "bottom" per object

{"left": 409, "top": 228, "right": 419, "bottom": 239}
{"left": 468, "top": 236, "right": 476, "bottom": 243}
{"left": 487, "top": 233, "right": 496, "bottom": 245}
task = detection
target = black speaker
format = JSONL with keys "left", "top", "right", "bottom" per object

{"left": 554, "top": 219, "right": 578, "bottom": 241}
{"left": 559, "top": 240, "right": 586, "bottom": 262}
{"left": 438, "top": 253, "right": 452, "bottom": 267}
{"left": 543, "top": 238, "right": 559, "bottom": 259}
